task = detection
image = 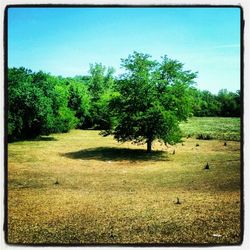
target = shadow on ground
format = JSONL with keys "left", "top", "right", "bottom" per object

{"left": 29, "top": 136, "right": 57, "bottom": 142}
{"left": 8, "top": 136, "right": 57, "bottom": 143}
{"left": 62, "top": 147, "right": 169, "bottom": 162}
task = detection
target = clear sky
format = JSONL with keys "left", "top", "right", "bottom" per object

{"left": 8, "top": 7, "right": 241, "bottom": 94}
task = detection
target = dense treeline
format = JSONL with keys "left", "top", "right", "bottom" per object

{"left": 8, "top": 64, "right": 115, "bottom": 141}
{"left": 8, "top": 56, "right": 240, "bottom": 141}
{"left": 191, "top": 88, "right": 240, "bottom": 117}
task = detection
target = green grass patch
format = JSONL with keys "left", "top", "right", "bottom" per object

{"left": 180, "top": 117, "right": 240, "bottom": 141}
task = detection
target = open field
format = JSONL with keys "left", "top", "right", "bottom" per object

{"left": 7, "top": 118, "right": 241, "bottom": 245}
{"left": 180, "top": 117, "right": 240, "bottom": 141}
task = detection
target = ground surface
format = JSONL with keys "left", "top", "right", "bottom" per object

{"left": 7, "top": 117, "right": 242, "bottom": 245}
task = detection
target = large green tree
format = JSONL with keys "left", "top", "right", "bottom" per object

{"left": 102, "top": 52, "right": 197, "bottom": 152}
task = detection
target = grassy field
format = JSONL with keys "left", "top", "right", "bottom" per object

{"left": 180, "top": 117, "right": 241, "bottom": 141}
{"left": 7, "top": 117, "right": 242, "bottom": 245}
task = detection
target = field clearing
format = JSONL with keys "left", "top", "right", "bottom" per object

{"left": 7, "top": 118, "right": 242, "bottom": 245}
{"left": 180, "top": 117, "right": 240, "bottom": 141}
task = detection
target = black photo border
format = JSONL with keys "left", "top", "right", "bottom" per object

{"left": 3, "top": 3, "right": 245, "bottom": 247}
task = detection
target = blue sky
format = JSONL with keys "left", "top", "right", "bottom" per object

{"left": 8, "top": 7, "right": 241, "bottom": 93}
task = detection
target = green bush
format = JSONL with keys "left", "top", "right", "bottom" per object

{"left": 196, "top": 134, "right": 213, "bottom": 140}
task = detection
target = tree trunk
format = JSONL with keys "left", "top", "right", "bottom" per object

{"left": 147, "top": 139, "right": 152, "bottom": 153}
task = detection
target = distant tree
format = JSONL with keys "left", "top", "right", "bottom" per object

{"left": 87, "top": 63, "right": 106, "bottom": 97}
{"left": 102, "top": 52, "right": 197, "bottom": 153}
{"left": 52, "top": 81, "right": 78, "bottom": 133}
{"left": 67, "top": 78, "right": 90, "bottom": 128}
{"left": 189, "top": 88, "right": 203, "bottom": 116}
{"left": 217, "top": 89, "right": 240, "bottom": 117}
{"left": 86, "top": 63, "right": 115, "bottom": 129}
{"left": 190, "top": 87, "right": 241, "bottom": 117}
{"left": 199, "top": 90, "right": 221, "bottom": 116}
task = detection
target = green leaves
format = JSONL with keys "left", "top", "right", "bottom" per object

{"left": 8, "top": 68, "right": 82, "bottom": 140}
{"left": 67, "top": 79, "right": 90, "bottom": 128}
{"left": 190, "top": 88, "right": 240, "bottom": 117}
{"left": 102, "top": 52, "right": 196, "bottom": 152}
{"left": 86, "top": 63, "right": 116, "bottom": 129}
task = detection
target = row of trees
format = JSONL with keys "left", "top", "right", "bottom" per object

{"left": 8, "top": 63, "right": 114, "bottom": 141}
{"left": 191, "top": 88, "right": 240, "bottom": 117}
{"left": 8, "top": 52, "right": 241, "bottom": 151}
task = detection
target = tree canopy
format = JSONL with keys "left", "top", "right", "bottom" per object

{"left": 8, "top": 68, "right": 78, "bottom": 141}
{"left": 102, "top": 52, "right": 197, "bottom": 152}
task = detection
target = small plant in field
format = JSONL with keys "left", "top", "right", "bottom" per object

{"left": 196, "top": 134, "right": 213, "bottom": 140}
{"left": 175, "top": 197, "right": 181, "bottom": 205}
{"left": 204, "top": 162, "right": 209, "bottom": 170}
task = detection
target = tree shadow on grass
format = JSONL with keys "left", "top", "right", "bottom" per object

{"left": 28, "top": 136, "right": 57, "bottom": 141}
{"left": 8, "top": 136, "right": 57, "bottom": 143}
{"left": 62, "top": 147, "right": 169, "bottom": 162}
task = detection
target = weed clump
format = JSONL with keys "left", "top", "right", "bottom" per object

{"left": 196, "top": 134, "right": 213, "bottom": 140}
{"left": 204, "top": 162, "right": 209, "bottom": 170}
{"left": 175, "top": 197, "right": 181, "bottom": 205}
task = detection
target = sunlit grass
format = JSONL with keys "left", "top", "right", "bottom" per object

{"left": 180, "top": 117, "right": 240, "bottom": 141}
{"left": 7, "top": 118, "right": 241, "bottom": 245}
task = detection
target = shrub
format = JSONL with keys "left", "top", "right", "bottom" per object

{"left": 196, "top": 134, "right": 213, "bottom": 140}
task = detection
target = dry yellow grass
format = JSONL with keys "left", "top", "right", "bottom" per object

{"left": 7, "top": 129, "right": 241, "bottom": 245}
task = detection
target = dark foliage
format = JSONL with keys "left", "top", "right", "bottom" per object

{"left": 196, "top": 134, "right": 213, "bottom": 140}
{"left": 8, "top": 68, "right": 78, "bottom": 141}
{"left": 191, "top": 88, "right": 240, "bottom": 117}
